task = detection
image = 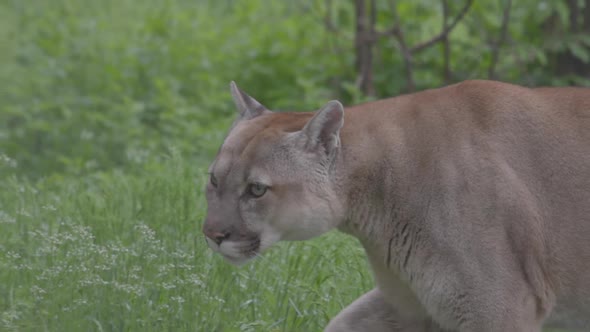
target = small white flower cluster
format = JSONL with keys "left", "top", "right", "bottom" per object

{"left": 0, "top": 153, "right": 17, "bottom": 168}
{"left": 0, "top": 211, "right": 16, "bottom": 224}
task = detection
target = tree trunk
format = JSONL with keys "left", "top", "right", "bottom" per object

{"left": 354, "top": 0, "right": 375, "bottom": 97}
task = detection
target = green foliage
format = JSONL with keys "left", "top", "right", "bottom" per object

{"left": 0, "top": 0, "right": 349, "bottom": 178}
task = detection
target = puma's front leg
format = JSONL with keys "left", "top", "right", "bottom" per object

{"left": 324, "top": 288, "right": 443, "bottom": 332}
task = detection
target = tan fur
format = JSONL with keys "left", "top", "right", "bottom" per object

{"left": 203, "top": 80, "right": 590, "bottom": 331}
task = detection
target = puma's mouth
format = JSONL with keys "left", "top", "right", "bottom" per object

{"left": 226, "top": 237, "right": 261, "bottom": 258}
{"left": 206, "top": 236, "right": 261, "bottom": 266}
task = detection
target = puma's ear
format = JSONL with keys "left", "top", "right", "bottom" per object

{"left": 300, "top": 100, "right": 344, "bottom": 155}
{"left": 230, "top": 81, "right": 270, "bottom": 120}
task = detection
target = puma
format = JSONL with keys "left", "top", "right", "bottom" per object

{"left": 202, "top": 80, "right": 590, "bottom": 331}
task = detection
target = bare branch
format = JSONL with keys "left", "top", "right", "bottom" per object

{"left": 381, "top": 0, "right": 473, "bottom": 90}
{"left": 390, "top": 0, "right": 415, "bottom": 91}
{"left": 584, "top": 0, "right": 590, "bottom": 32}
{"left": 297, "top": 0, "right": 348, "bottom": 39}
{"left": 568, "top": 0, "right": 580, "bottom": 33}
{"left": 410, "top": 0, "right": 474, "bottom": 53}
{"left": 372, "top": 26, "right": 401, "bottom": 42}
{"left": 488, "top": 0, "right": 512, "bottom": 80}
{"left": 354, "top": 0, "right": 376, "bottom": 96}
{"left": 441, "top": 0, "right": 451, "bottom": 83}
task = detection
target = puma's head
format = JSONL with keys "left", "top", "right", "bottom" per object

{"left": 202, "top": 82, "right": 345, "bottom": 265}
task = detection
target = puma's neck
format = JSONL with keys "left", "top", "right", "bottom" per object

{"left": 333, "top": 100, "right": 428, "bottom": 275}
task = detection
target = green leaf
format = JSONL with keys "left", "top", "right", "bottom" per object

{"left": 568, "top": 43, "right": 590, "bottom": 63}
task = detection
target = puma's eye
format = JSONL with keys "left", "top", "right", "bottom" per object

{"left": 210, "top": 173, "right": 218, "bottom": 188}
{"left": 248, "top": 183, "right": 267, "bottom": 198}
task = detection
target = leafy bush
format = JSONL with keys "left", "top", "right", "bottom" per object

{"left": 0, "top": 0, "right": 350, "bottom": 178}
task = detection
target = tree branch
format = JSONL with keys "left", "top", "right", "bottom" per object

{"left": 441, "top": 0, "right": 451, "bottom": 83}
{"left": 354, "top": 0, "right": 376, "bottom": 96}
{"left": 488, "top": 0, "right": 512, "bottom": 80}
{"left": 378, "top": 0, "right": 473, "bottom": 91}
{"left": 390, "top": 0, "right": 415, "bottom": 91}
{"left": 584, "top": 0, "right": 590, "bottom": 32}
{"left": 410, "top": 0, "right": 474, "bottom": 53}
{"left": 568, "top": 0, "right": 580, "bottom": 33}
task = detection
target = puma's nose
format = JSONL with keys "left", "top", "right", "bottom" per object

{"left": 204, "top": 230, "right": 230, "bottom": 245}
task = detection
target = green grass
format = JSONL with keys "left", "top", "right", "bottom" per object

{"left": 0, "top": 155, "right": 372, "bottom": 331}
{"left": 1, "top": 159, "right": 572, "bottom": 332}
